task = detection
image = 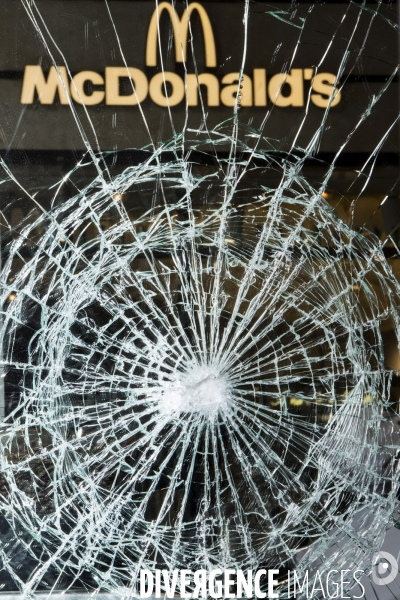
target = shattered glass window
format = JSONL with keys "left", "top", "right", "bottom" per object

{"left": 0, "top": 0, "right": 399, "bottom": 598}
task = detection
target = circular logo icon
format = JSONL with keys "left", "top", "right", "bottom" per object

{"left": 372, "top": 551, "right": 399, "bottom": 586}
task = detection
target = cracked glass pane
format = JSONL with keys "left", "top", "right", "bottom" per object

{"left": 0, "top": 1, "right": 399, "bottom": 599}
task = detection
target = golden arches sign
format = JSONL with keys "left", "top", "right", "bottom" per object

{"left": 20, "top": 2, "right": 341, "bottom": 110}
{"left": 146, "top": 2, "right": 217, "bottom": 68}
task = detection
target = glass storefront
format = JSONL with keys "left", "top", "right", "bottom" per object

{"left": 0, "top": 1, "right": 399, "bottom": 598}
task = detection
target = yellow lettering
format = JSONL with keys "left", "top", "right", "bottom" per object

{"left": 187, "top": 73, "right": 219, "bottom": 106}
{"left": 220, "top": 73, "right": 252, "bottom": 107}
{"left": 21, "top": 65, "right": 69, "bottom": 104}
{"left": 146, "top": 2, "right": 216, "bottom": 67}
{"left": 149, "top": 72, "right": 185, "bottom": 107}
{"left": 105, "top": 67, "right": 148, "bottom": 106}
{"left": 268, "top": 69, "right": 304, "bottom": 107}
{"left": 253, "top": 69, "right": 267, "bottom": 106}
{"left": 304, "top": 68, "right": 313, "bottom": 80}
{"left": 70, "top": 71, "right": 104, "bottom": 105}
{"left": 311, "top": 73, "right": 341, "bottom": 107}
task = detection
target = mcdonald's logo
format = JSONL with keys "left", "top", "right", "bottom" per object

{"left": 146, "top": 2, "right": 216, "bottom": 67}
{"left": 20, "top": 2, "right": 341, "bottom": 109}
